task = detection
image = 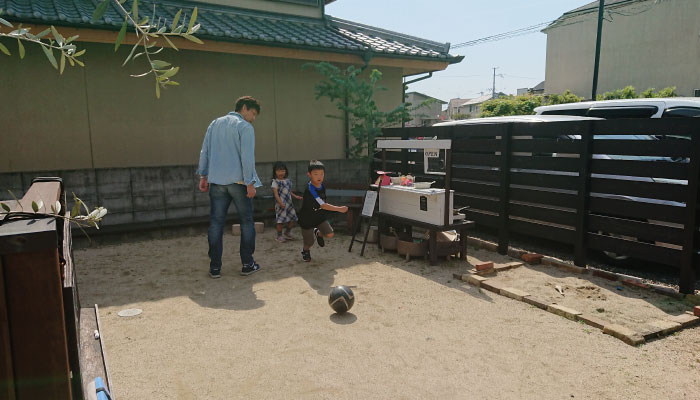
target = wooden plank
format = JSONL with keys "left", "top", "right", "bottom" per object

{"left": 587, "top": 232, "right": 682, "bottom": 267}
{"left": 452, "top": 153, "right": 501, "bottom": 167}
{"left": 464, "top": 209, "right": 499, "bottom": 227}
{"left": 498, "top": 125, "right": 513, "bottom": 254}
{"left": 511, "top": 139, "right": 581, "bottom": 154}
{"left": 590, "top": 177, "right": 687, "bottom": 203}
{"left": 680, "top": 133, "right": 700, "bottom": 293}
{"left": 511, "top": 155, "right": 580, "bottom": 172}
{"left": 453, "top": 123, "right": 507, "bottom": 138}
{"left": 588, "top": 215, "right": 684, "bottom": 246}
{"left": 509, "top": 203, "right": 577, "bottom": 226}
{"left": 4, "top": 249, "right": 71, "bottom": 400}
{"left": 509, "top": 218, "right": 576, "bottom": 244}
{"left": 451, "top": 180, "right": 501, "bottom": 197}
{"left": 573, "top": 122, "right": 592, "bottom": 268}
{"left": 0, "top": 218, "right": 58, "bottom": 256}
{"left": 452, "top": 138, "right": 500, "bottom": 152}
{"left": 510, "top": 171, "right": 579, "bottom": 190}
{"left": 79, "top": 307, "right": 107, "bottom": 400}
{"left": 454, "top": 194, "right": 500, "bottom": 213}
{"left": 589, "top": 197, "right": 686, "bottom": 224}
{"left": 509, "top": 187, "right": 577, "bottom": 209}
{"left": 0, "top": 258, "right": 16, "bottom": 400}
{"left": 451, "top": 167, "right": 500, "bottom": 182}
{"left": 61, "top": 219, "right": 81, "bottom": 398}
{"left": 591, "top": 159, "right": 689, "bottom": 180}
{"left": 592, "top": 139, "right": 691, "bottom": 158}
{"left": 511, "top": 121, "right": 588, "bottom": 138}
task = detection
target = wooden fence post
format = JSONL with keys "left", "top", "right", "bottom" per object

{"left": 680, "top": 129, "right": 700, "bottom": 294}
{"left": 574, "top": 121, "right": 594, "bottom": 267}
{"left": 497, "top": 124, "right": 513, "bottom": 255}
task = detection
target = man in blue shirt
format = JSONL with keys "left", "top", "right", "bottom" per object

{"left": 198, "top": 96, "right": 263, "bottom": 278}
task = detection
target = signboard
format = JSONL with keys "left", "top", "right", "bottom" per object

{"left": 361, "top": 191, "right": 378, "bottom": 217}
{"left": 424, "top": 148, "right": 446, "bottom": 175}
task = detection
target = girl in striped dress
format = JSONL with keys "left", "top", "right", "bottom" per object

{"left": 271, "top": 162, "right": 302, "bottom": 242}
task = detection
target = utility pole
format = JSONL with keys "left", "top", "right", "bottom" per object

{"left": 492, "top": 67, "right": 499, "bottom": 99}
{"left": 591, "top": 0, "right": 605, "bottom": 100}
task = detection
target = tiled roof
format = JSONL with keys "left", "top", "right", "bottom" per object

{"left": 0, "top": 0, "right": 462, "bottom": 63}
{"left": 545, "top": 0, "right": 644, "bottom": 30}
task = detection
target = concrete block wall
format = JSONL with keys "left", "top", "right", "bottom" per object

{"left": 0, "top": 159, "right": 368, "bottom": 228}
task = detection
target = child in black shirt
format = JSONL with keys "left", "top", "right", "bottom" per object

{"left": 298, "top": 160, "right": 348, "bottom": 261}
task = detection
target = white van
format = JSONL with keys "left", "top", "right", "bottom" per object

{"left": 534, "top": 97, "right": 700, "bottom": 119}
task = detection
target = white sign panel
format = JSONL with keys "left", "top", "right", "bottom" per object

{"left": 362, "top": 191, "right": 378, "bottom": 217}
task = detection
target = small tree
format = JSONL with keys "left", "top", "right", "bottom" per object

{"left": 597, "top": 85, "right": 638, "bottom": 100}
{"left": 306, "top": 62, "right": 410, "bottom": 159}
{"left": 452, "top": 113, "right": 470, "bottom": 120}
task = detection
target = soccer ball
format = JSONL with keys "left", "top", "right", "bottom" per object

{"left": 328, "top": 286, "right": 355, "bottom": 314}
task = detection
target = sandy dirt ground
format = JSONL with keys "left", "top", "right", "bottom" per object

{"left": 74, "top": 231, "right": 700, "bottom": 400}
{"left": 488, "top": 264, "right": 696, "bottom": 334}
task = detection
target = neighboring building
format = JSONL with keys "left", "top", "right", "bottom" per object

{"left": 543, "top": 0, "right": 700, "bottom": 99}
{"left": 404, "top": 91, "right": 446, "bottom": 127}
{"left": 447, "top": 94, "right": 493, "bottom": 119}
{"left": 0, "top": 0, "right": 463, "bottom": 226}
{"left": 517, "top": 81, "right": 545, "bottom": 96}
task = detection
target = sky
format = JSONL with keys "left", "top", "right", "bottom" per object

{"left": 325, "top": 0, "right": 591, "bottom": 103}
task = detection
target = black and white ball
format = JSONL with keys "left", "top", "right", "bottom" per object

{"left": 328, "top": 286, "right": 355, "bottom": 314}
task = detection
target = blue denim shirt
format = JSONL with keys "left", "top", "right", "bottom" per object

{"left": 198, "top": 112, "right": 262, "bottom": 187}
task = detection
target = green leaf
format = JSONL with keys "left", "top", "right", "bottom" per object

{"left": 17, "top": 39, "right": 25, "bottom": 58}
{"left": 155, "top": 80, "right": 160, "bottom": 98}
{"left": 115, "top": 18, "right": 127, "bottom": 51}
{"left": 132, "top": 0, "right": 138, "bottom": 24}
{"left": 182, "top": 34, "right": 202, "bottom": 44}
{"left": 74, "top": 59, "right": 84, "bottom": 67}
{"left": 41, "top": 44, "right": 58, "bottom": 69}
{"left": 171, "top": 10, "right": 181, "bottom": 31}
{"left": 122, "top": 43, "right": 139, "bottom": 66}
{"left": 1, "top": 203, "right": 10, "bottom": 212}
{"left": 0, "top": 16, "right": 12, "bottom": 28}
{"left": 36, "top": 28, "right": 50, "bottom": 38}
{"left": 0, "top": 42, "right": 10, "bottom": 56}
{"left": 187, "top": 7, "right": 197, "bottom": 33}
{"left": 68, "top": 56, "right": 74, "bottom": 66}
{"left": 31, "top": 201, "right": 39, "bottom": 212}
{"left": 164, "top": 80, "right": 179, "bottom": 86}
{"left": 60, "top": 52, "right": 65, "bottom": 74}
{"left": 92, "top": 0, "right": 110, "bottom": 23}
{"left": 159, "top": 66, "right": 178, "bottom": 79}
{"left": 50, "top": 25, "right": 64, "bottom": 45}
{"left": 71, "top": 202, "right": 80, "bottom": 217}
{"left": 65, "top": 35, "right": 78, "bottom": 44}
{"left": 73, "top": 49, "right": 86, "bottom": 57}
{"left": 162, "top": 35, "right": 178, "bottom": 51}
{"left": 150, "top": 60, "right": 170, "bottom": 69}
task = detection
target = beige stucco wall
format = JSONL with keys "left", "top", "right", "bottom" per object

{"left": 0, "top": 41, "right": 405, "bottom": 172}
{"left": 193, "top": 0, "right": 322, "bottom": 18}
{"left": 543, "top": 0, "right": 700, "bottom": 98}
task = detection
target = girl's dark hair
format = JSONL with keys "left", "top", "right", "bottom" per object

{"left": 272, "top": 161, "right": 288, "bottom": 179}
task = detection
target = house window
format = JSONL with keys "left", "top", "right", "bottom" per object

{"left": 695, "top": 89, "right": 700, "bottom": 97}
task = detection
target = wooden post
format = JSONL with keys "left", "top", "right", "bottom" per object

{"left": 444, "top": 148, "right": 452, "bottom": 226}
{"left": 0, "top": 259, "right": 16, "bottom": 400}
{"left": 680, "top": 129, "right": 700, "bottom": 294}
{"left": 497, "top": 125, "right": 513, "bottom": 254}
{"left": 574, "top": 122, "right": 594, "bottom": 267}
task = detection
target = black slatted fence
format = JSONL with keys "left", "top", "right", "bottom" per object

{"left": 375, "top": 118, "right": 700, "bottom": 293}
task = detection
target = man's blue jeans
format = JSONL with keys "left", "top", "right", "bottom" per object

{"left": 208, "top": 183, "right": 255, "bottom": 273}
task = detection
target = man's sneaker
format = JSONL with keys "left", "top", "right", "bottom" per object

{"left": 241, "top": 262, "right": 261, "bottom": 276}
{"left": 209, "top": 271, "right": 221, "bottom": 279}
{"left": 276, "top": 235, "right": 286, "bottom": 242}
{"left": 301, "top": 250, "right": 311, "bottom": 262}
{"left": 314, "top": 228, "right": 325, "bottom": 247}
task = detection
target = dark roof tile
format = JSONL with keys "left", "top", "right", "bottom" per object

{"left": 0, "top": 0, "right": 461, "bottom": 63}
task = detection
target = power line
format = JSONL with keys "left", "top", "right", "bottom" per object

{"left": 451, "top": 0, "right": 665, "bottom": 49}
